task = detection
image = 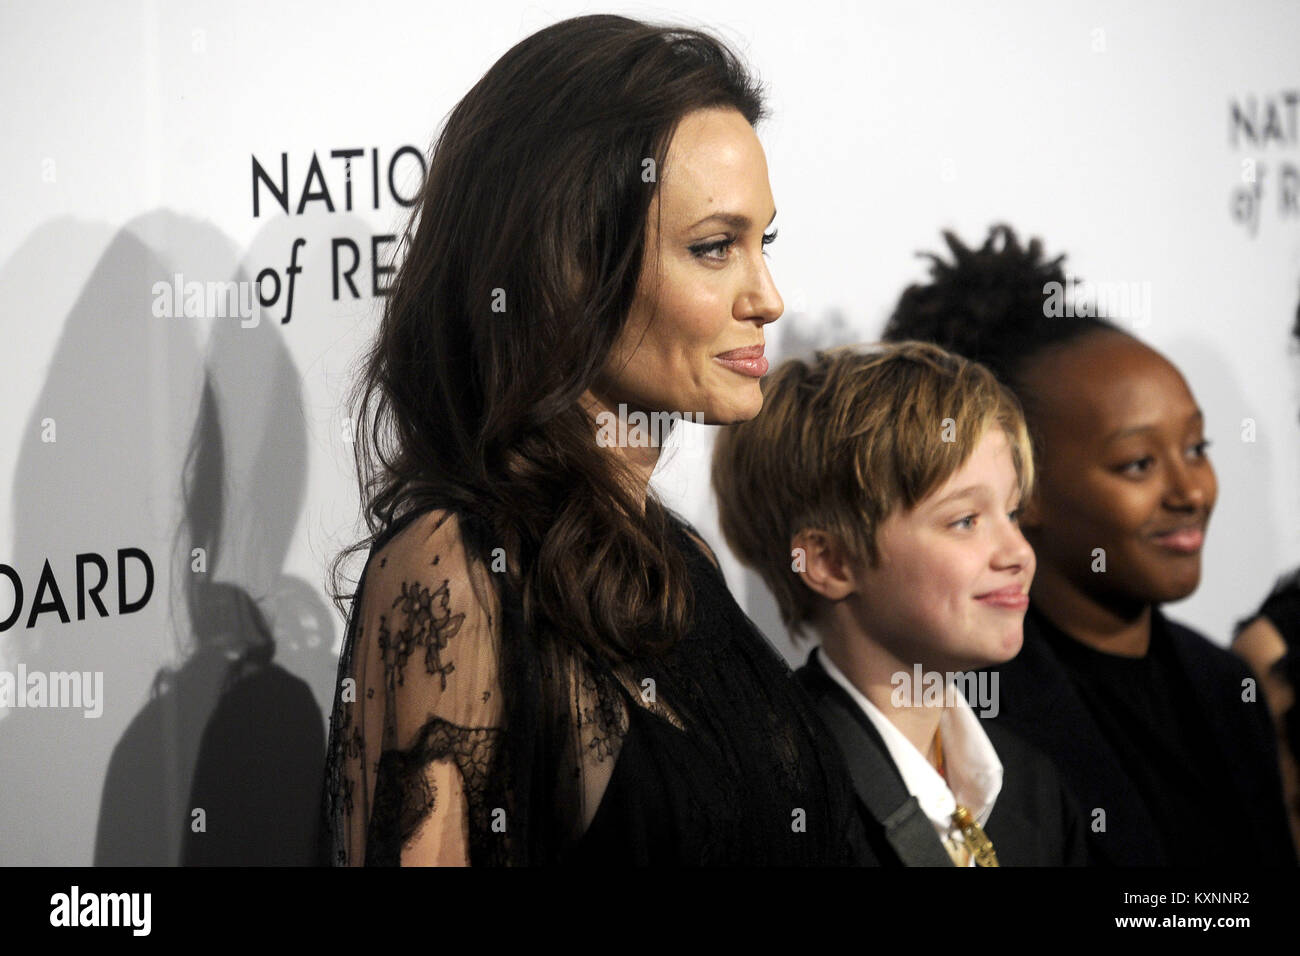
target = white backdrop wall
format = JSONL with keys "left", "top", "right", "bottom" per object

{"left": 1, "top": 0, "right": 1297, "bottom": 865}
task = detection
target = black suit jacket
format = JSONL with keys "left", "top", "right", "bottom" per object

{"left": 795, "top": 647, "right": 1089, "bottom": 867}
{"left": 980, "top": 602, "right": 1297, "bottom": 866}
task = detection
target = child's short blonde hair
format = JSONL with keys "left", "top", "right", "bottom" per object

{"left": 711, "top": 339, "right": 1034, "bottom": 642}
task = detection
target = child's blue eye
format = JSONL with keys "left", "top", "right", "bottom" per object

{"left": 950, "top": 514, "right": 977, "bottom": 530}
{"left": 1008, "top": 508, "right": 1022, "bottom": 523}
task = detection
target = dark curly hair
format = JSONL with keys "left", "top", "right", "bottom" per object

{"left": 881, "top": 224, "right": 1124, "bottom": 427}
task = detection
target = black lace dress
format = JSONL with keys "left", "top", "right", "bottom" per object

{"left": 319, "top": 504, "right": 870, "bottom": 866}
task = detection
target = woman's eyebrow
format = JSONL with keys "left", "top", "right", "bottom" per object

{"left": 687, "top": 207, "right": 777, "bottom": 231}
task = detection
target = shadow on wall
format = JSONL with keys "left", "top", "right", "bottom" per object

{"left": 0, "top": 210, "right": 345, "bottom": 865}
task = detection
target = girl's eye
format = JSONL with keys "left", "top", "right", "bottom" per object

{"left": 1008, "top": 507, "right": 1023, "bottom": 523}
{"left": 1189, "top": 438, "right": 1212, "bottom": 459}
{"left": 1119, "top": 456, "right": 1155, "bottom": 477}
{"left": 950, "top": 514, "right": 977, "bottom": 530}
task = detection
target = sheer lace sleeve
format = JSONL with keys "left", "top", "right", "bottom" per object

{"left": 322, "top": 508, "right": 641, "bottom": 865}
{"left": 322, "top": 509, "right": 507, "bottom": 866}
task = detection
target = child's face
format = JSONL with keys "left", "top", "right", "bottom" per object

{"left": 849, "top": 428, "right": 1035, "bottom": 672}
{"left": 1017, "top": 331, "right": 1216, "bottom": 607}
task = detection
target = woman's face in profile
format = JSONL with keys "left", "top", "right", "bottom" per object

{"left": 593, "top": 106, "right": 784, "bottom": 426}
{"left": 1019, "top": 331, "right": 1218, "bottom": 607}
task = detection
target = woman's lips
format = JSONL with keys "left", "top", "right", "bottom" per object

{"left": 1151, "top": 527, "right": 1204, "bottom": 554}
{"left": 714, "top": 345, "right": 768, "bottom": 378}
{"left": 974, "top": 586, "right": 1029, "bottom": 610}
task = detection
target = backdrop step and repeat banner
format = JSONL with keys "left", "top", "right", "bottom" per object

{"left": 2, "top": 0, "right": 1299, "bottom": 903}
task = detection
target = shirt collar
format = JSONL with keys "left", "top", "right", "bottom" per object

{"left": 816, "top": 647, "right": 1004, "bottom": 829}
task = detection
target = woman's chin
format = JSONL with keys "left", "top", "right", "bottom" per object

{"left": 706, "top": 388, "right": 765, "bottom": 425}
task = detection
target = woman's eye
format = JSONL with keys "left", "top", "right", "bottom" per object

{"left": 690, "top": 237, "right": 735, "bottom": 261}
{"left": 1189, "top": 438, "right": 1212, "bottom": 459}
{"left": 690, "top": 229, "right": 778, "bottom": 262}
{"left": 1008, "top": 508, "right": 1023, "bottom": 523}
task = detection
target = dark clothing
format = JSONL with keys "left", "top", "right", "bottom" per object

{"left": 795, "top": 647, "right": 1089, "bottom": 866}
{"left": 1242, "top": 568, "right": 1300, "bottom": 770}
{"left": 557, "top": 512, "right": 875, "bottom": 865}
{"left": 321, "top": 504, "right": 875, "bottom": 865}
{"left": 983, "top": 601, "right": 1297, "bottom": 866}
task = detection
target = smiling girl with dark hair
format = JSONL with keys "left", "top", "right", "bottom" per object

{"left": 318, "top": 14, "right": 869, "bottom": 866}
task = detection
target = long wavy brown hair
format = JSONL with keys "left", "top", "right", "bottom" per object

{"left": 329, "top": 14, "right": 766, "bottom": 665}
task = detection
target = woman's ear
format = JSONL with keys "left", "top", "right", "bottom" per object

{"left": 791, "top": 528, "right": 858, "bottom": 602}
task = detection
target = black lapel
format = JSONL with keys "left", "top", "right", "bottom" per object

{"left": 798, "top": 649, "right": 954, "bottom": 867}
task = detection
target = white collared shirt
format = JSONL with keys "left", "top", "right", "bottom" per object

{"left": 818, "top": 649, "right": 1004, "bottom": 866}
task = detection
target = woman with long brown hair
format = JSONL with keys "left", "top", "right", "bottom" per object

{"left": 318, "top": 14, "right": 870, "bottom": 866}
